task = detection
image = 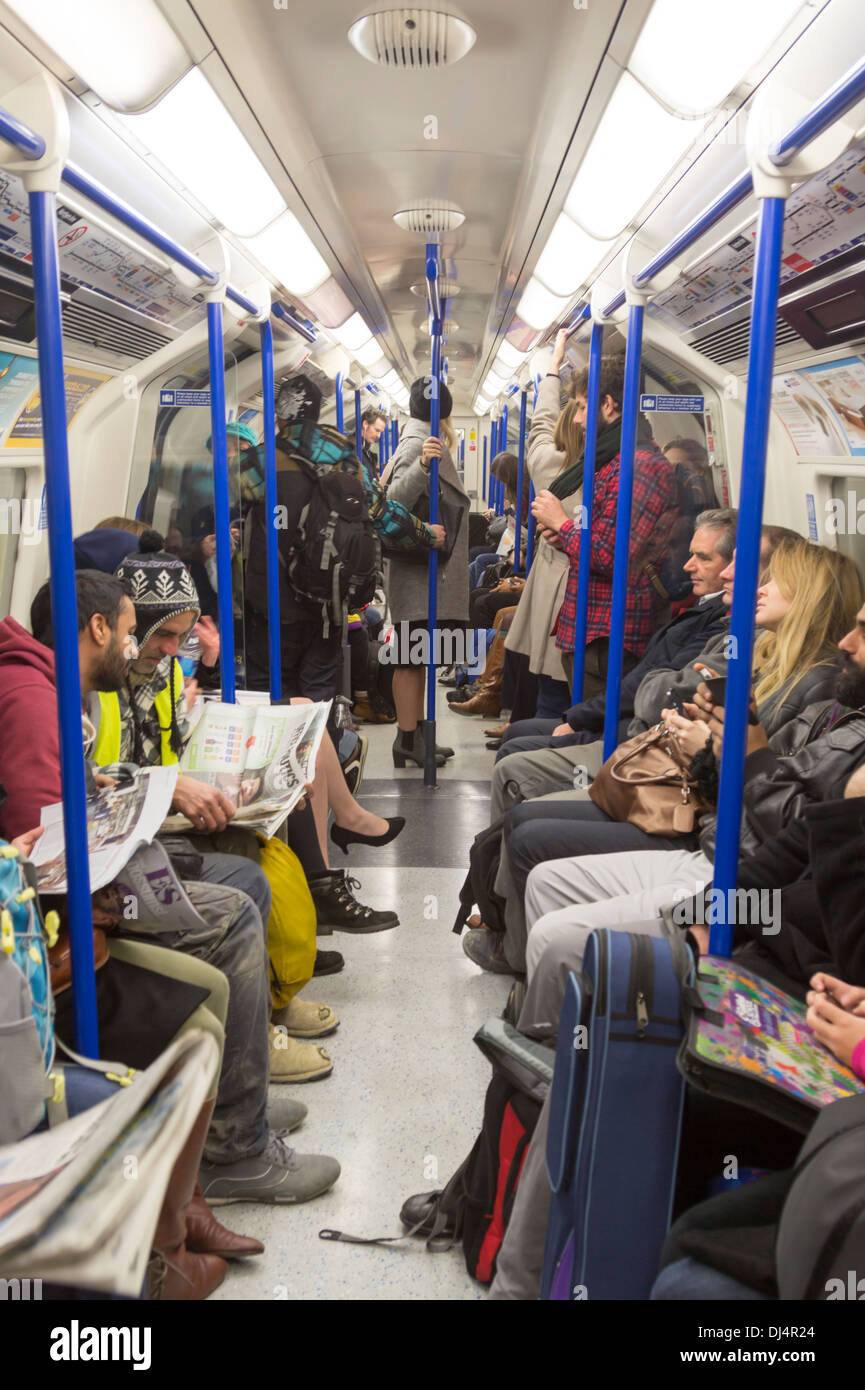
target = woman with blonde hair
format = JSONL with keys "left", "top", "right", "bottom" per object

{"left": 500, "top": 329, "right": 584, "bottom": 728}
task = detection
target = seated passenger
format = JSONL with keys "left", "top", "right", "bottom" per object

{"left": 530, "top": 352, "right": 679, "bottom": 698}
{"left": 488, "top": 539, "right": 862, "bottom": 976}
{"left": 0, "top": 571, "right": 340, "bottom": 1206}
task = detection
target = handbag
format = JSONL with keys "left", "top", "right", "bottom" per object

{"left": 588, "top": 721, "right": 706, "bottom": 835}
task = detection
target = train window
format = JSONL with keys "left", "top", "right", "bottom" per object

{"left": 129, "top": 347, "right": 253, "bottom": 686}
{"left": 641, "top": 359, "right": 725, "bottom": 510}
{"left": 830, "top": 475, "right": 865, "bottom": 578}
{"left": 0, "top": 466, "right": 24, "bottom": 616}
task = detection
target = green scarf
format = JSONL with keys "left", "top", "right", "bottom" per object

{"left": 549, "top": 417, "right": 622, "bottom": 500}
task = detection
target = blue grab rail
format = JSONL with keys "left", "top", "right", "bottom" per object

{"left": 572, "top": 321, "right": 604, "bottom": 706}
{"left": 206, "top": 301, "right": 236, "bottom": 703}
{"left": 335, "top": 371, "right": 345, "bottom": 433}
{"left": 515, "top": 388, "right": 527, "bottom": 573}
{"left": 602, "top": 303, "right": 644, "bottom": 762}
{"left": 259, "top": 318, "right": 281, "bottom": 701}
{"left": 424, "top": 242, "right": 442, "bottom": 786}
{"left": 30, "top": 189, "right": 99, "bottom": 1056}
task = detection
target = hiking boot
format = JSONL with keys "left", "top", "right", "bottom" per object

{"left": 271, "top": 998, "right": 339, "bottom": 1038}
{"left": 199, "top": 1132, "right": 341, "bottom": 1206}
{"left": 269, "top": 1024, "right": 333, "bottom": 1082}
{"left": 308, "top": 869, "right": 399, "bottom": 933}
{"left": 267, "top": 1096, "right": 307, "bottom": 1132}
{"left": 461, "top": 927, "right": 514, "bottom": 975}
{"left": 352, "top": 694, "right": 395, "bottom": 724}
{"left": 313, "top": 948, "right": 345, "bottom": 976}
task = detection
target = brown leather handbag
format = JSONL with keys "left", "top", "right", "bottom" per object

{"left": 588, "top": 722, "right": 706, "bottom": 836}
{"left": 48, "top": 926, "right": 109, "bottom": 995}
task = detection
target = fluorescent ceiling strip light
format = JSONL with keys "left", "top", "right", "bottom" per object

{"left": 629, "top": 0, "right": 806, "bottom": 118}
{"left": 3, "top": 0, "right": 191, "bottom": 111}
{"left": 241, "top": 211, "right": 330, "bottom": 296}
{"left": 118, "top": 67, "right": 286, "bottom": 237}
{"left": 533, "top": 213, "right": 612, "bottom": 297}
{"left": 332, "top": 312, "right": 374, "bottom": 352}
{"left": 515, "top": 277, "right": 571, "bottom": 332}
{"left": 563, "top": 72, "right": 702, "bottom": 240}
{"left": 496, "top": 339, "right": 528, "bottom": 371}
{"left": 353, "top": 338, "right": 387, "bottom": 368}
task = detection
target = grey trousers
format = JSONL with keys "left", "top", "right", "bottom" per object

{"left": 494, "top": 788, "right": 597, "bottom": 973}
{"left": 489, "top": 738, "right": 606, "bottom": 822}
{"left": 489, "top": 847, "right": 711, "bottom": 1300}
{"left": 118, "top": 871, "right": 272, "bottom": 1165}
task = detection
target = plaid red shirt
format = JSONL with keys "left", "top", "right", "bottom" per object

{"left": 554, "top": 445, "right": 678, "bottom": 658}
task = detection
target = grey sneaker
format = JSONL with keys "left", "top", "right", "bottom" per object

{"left": 267, "top": 1096, "right": 307, "bottom": 1133}
{"left": 200, "top": 1133, "right": 340, "bottom": 1206}
{"left": 462, "top": 927, "right": 515, "bottom": 975}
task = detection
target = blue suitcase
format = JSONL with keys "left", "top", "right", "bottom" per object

{"left": 541, "top": 927, "right": 693, "bottom": 1300}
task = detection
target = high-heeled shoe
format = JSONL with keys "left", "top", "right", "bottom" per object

{"left": 330, "top": 817, "right": 406, "bottom": 854}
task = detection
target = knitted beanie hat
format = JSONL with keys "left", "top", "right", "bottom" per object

{"left": 409, "top": 376, "right": 453, "bottom": 422}
{"left": 114, "top": 533, "right": 200, "bottom": 649}
{"left": 276, "top": 373, "right": 322, "bottom": 424}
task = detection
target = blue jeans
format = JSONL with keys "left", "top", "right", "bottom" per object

{"left": 469, "top": 552, "right": 499, "bottom": 590}
{"left": 651, "top": 1258, "right": 769, "bottom": 1300}
{"left": 535, "top": 674, "right": 572, "bottom": 721}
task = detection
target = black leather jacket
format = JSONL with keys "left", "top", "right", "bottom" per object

{"left": 699, "top": 699, "right": 865, "bottom": 860}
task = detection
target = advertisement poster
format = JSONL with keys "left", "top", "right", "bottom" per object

{"left": 4, "top": 365, "right": 110, "bottom": 448}
{"left": 0, "top": 352, "right": 39, "bottom": 440}
{"left": 801, "top": 356, "right": 865, "bottom": 457}
{"left": 771, "top": 369, "right": 850, "bottom": 457}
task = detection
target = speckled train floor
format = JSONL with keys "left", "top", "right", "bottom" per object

{"left": 209, "top": 693, "right": 506, "bottom": 1300}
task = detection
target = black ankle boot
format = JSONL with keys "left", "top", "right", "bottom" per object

{"left": 392, "top": 725, "right": 453, "bottom": 768}
{"left": 307, "top": 869, "right": 399, "bottom": 934}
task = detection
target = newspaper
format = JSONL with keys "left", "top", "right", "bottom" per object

{"left": 113, "top": 840, "right": 214, "bottom": 934}
{"left": 29, "top": 766, "right": 178, "bottom": 894}
{"left": 0, "top": 1030, "right": 217, "bottom": 1295}
{"left": 162, "top": 698, "right": 331, "bottom": 838}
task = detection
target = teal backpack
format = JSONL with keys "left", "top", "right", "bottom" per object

{"left": 0, "top": 842, "right": 60, "bottom": 1144}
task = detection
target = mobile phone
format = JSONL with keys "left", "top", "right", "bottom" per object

{"left": 664, "top": 687, "right": 686, "bottom": 715}
{"left": 703, "top": 676, "right": 759, "bottom": 725}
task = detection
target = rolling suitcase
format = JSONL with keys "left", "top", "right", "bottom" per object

{"left": 541, "top": 927, "right": 693, "bottom": 1300}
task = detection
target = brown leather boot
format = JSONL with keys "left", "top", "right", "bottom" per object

{"left": 187, "top": 1182, "right": 265, "bottom": 1259}
{"left": 148, "top": 1098, "right": 228, "bottom": 1300}
{"left": 451, "top": 684, "right": 501, "bottom": 716}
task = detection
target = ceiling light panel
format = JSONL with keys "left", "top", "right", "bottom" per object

{"left": 118, "top": 68, "right": 285, "bottom": 236}
{"left": 534, "top": 214, "right": 612, "bottom": 298}
{"left": 333, "top": 312, "right": 374, "bottom": 351}
{"left": 516, "top": 277, "right": 572, "bottom": 332}
{"left": 242, "top": 211, "right": 330, "bottom": 296}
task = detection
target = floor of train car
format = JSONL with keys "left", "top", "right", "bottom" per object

{"left": 211, "top": 689, "right": 503, "bottom": 1301}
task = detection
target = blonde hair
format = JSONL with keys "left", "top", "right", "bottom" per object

{"left": 95, "top": 516, "right": 148, "bottom": 537}
{"left": 553, "top": 402, "right": 584, "bottom": 473}
{"left": 753, "top": 538, "right": 864, "bottom": 707}
{"left": 439, "top": 416, "right": 456, "bottom": 452}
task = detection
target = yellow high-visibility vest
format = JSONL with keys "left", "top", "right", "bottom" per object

{"left": 92, "top": 658, "right": 184, "bottom": 766}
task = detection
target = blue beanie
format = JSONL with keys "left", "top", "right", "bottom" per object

{"left": 73, "top": 527, "right": 156, "bottom": 574}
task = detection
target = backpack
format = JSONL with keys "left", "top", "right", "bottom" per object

{"left": 452, "top": 816, "right": 507, "bottom": 937}
{"left": 0, "top": 843, "right": 57, "bottom": 1144}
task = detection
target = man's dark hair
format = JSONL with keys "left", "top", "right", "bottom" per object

{"left": 31, "top": 570, "right": 131, "bottom": 648}
{"left": 361, "top": 407, "right": 387, "bottom": 427}
{"left": 569, "top": 354, "right": 626, "bottom": 413}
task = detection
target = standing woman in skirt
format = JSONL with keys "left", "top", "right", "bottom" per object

{"left": 384, "top": 378, "right": 470, "bottom": 768}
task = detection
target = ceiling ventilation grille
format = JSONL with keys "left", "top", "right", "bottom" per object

{"left": 689, "top": 316, "right": 804, "bottom": 367}
{"left": 62, "top": 301, "right": 172, "bottom": 361}
{"left": 394, "top": 201, "right": 465, "bottom": 234}
{"left": 348, "top": 10, "right": 476, "bottom": 68}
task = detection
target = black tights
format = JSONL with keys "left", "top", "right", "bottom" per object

{"left": 283, "top": 802, "right": 326, "bottom": 874}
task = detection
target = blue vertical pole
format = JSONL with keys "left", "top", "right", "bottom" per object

{"left": 711, "top": 198, "right": 786, "bottom": 959}
{"left": 425, "top": 242, "right": 441, "bottom": 787}
{"left": 573, "top": 322, "right": 604, "bottom": 705}
{"left": 482, "top": 435, "right": 487, "bottom": 509}
{"left": 500, "top": 406, "right": 509, "bottom": 519}
{"left": 29, "top": 191, "right": 98, "bottom": 1056}
{"left": 381, "top": 416, "right": 389, "bottom": 471}
{"left": 515, "top": 389, "right": 527, "bottom": 573}
{"left": 602, "top": 305, "right": 643, "bottom": 760}
{"left": 355, "top": 388, "right": 363, "bottom": 470}
{"left": 526, "top": 481, "right": 536, "bottom": 570}
{"left": 207, "top": 301, "right": 235, "bottom": 702}
{"left": 335, "top": 372, "right": 344, "bottom": 434}
{"left": 488, "top": 420, "right": 496, "bottom": 505}
{"left": 260, "top": 319, "right": 281, "bottom": 701}
{"left": 391, "top": 417, "right": 398, "bottom": 454}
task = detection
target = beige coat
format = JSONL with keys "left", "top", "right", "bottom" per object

{"left": 506, "top": 374, "right": 581, "bottom": 681}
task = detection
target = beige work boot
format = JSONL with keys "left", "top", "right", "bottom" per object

{"left": 271, "top": 998, "right": 339, "bottom": 1038}
{"left": 269, "top": 1024, "right": 333, "bottom": 1083}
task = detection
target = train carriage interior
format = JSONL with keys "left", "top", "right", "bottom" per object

{"left": 2, "top": 0, "right": 865, "bottom": 1331}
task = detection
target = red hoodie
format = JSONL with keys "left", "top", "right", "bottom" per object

{"left": 0, "top": 616, "right": 64, "bottom": 841}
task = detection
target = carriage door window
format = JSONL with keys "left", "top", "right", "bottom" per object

{"left": 830, "top": 476, "right": 865, "bottom": 577}
{"left": 128, "top": 346, "right": 255, "bottom": 687}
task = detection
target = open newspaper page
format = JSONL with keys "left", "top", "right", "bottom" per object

{"left": 113, "top": 840, "right": 213, "bottom": 934}
{"left": 29, "top": 766, "right": 178, "bottom": 894}
{"left": 162, "top": 699, "right": 331, "bottom": 837}
{"left": 0, "top": 1031, "right": 217, "bottom": 1295}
